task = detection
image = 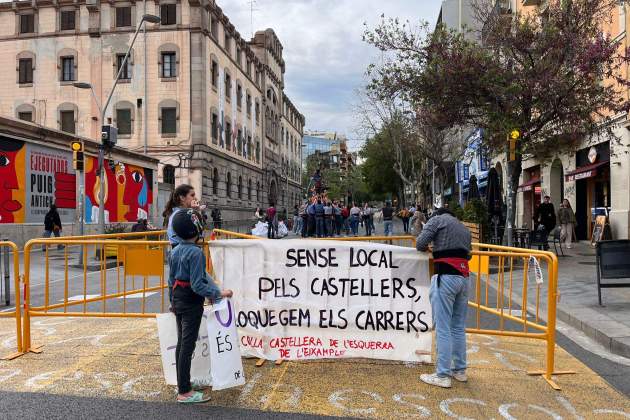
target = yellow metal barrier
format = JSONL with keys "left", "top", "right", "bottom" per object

{"left": 19, "top": 230, "right": 569, "bottom": 388}
{"left": 0, "top": 241, "right": 23, "bottom": 360}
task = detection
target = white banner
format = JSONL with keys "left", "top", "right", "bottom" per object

{"left": 156, "top": 310, "right": 212, "bottom": 386}
{"left": 207, "top": 299, "right": 246, "bottom": 390}
{"left": 210, "top": 239, "right": 432, "bottom": 363}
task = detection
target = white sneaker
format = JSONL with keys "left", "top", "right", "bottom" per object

{"left": 420, "top": 373, "right": 452, "bottom": 388}
{"left": 452, "top": 371, "right": 468, "bottom": 382}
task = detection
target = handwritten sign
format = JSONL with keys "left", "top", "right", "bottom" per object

{"left": 209, "top": 239, "right": 432, "bottom": 362}
{"left": 207, "top": 299, "right": 246, "bottom": 390}
{"left": 156, "top": 310, "right": 212, "bottom": 386}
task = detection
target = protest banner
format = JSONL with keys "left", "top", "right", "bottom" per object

{"left": 207, "top": 299, "right": 246, "bottom": 390}
{"left": 209, "top": 239, "right": 432, "bottom": 363}
{"left": 156, "top": 310, "right": 212, "bottom": 386}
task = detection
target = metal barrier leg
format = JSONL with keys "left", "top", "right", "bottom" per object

{"left": 1, "top": 242, "right": 25, "bottom": 360}
{"left": 526, "top": 254, "right": 575, "bottom": 389}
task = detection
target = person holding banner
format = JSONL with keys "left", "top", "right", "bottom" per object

{"left": 416, "top": 207, "right": 471, "bottom": 388}
{"left": 169, "top": 209, "right": 234, "bottom": 403}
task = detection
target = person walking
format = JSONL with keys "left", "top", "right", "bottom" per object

{"left": 163, "top": 184, "right": 198, "bottom": 248}
{"left": 398, "top": 207, "right": 411, "bottom": 234}
{"left": 168, "top": 209, "right": 233, "bottom": 403}
{"left": 42, "top": 204, "right": 63, "bottom": 250}
{"left": 266, "top": 203, "right": 278, "bottom": 239}
{"left": 416, "top": 207, "right": 472, "bottom": 388}
{"left": 382, "top": 201, "right": 394, "bottom": 236}
{"left": 349, "top": 202, "right": 361, "bottom": 236}
{"left": 558, "top": 199, "right": 576, "bottom": 249}
{"left": 534, "top": 195, "right": 556, "bottom": 250}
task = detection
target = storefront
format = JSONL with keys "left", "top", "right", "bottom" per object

{"left": 566, "top": 143, "right": 611, "bottom": 240}
{"left": 518, "top": 166, "right": 541, "bottom": 229}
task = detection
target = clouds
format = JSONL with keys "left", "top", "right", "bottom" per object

{"left": 220, "top": 0, "right": 441, "bottom": 142}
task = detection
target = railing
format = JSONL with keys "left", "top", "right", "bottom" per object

{"left": 0, "top": 241, "right": 22, "bottom": 359}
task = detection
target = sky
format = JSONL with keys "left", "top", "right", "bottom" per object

{"left": 219, "top": 0, "right": 442, "bottom": 149}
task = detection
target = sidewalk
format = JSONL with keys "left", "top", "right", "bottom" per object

{"left": 492, "top": 241, "right": 630, "bottom": 358}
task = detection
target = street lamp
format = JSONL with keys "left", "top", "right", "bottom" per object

{"left": 74, "top": 14, "right": 160, "bottom": 234}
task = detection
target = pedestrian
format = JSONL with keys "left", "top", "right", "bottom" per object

{"left": 299, "top": 201, "right": 308, "bottom": 238}
{"left": 534, "top": 195, "right": 556, "bottom": 250}
{"left": 168, "top": 209, "right": 233, "bottom": 403}
{"left": 382, "top": 201, "right": 394, "bottom": 236}
{"left": 266, "top": 203, "right": 278, "bottom": 239}
{"left": 557, "top": 199, "right": 576, "bottom": 249}
{"left": 324, "top": 201, "right": 334, "bottom": 237}
{"left": 163, "top": 184, "right": 197, "bottom": 248}
{"left": 349, "top": 202, "right": 361, "bottom": 236}
{"left": 363, "top": 203, "right": 373, "bottom": 236}
{"left": 314, "top": 199, "right": 325, "bottom": 238}
{"left": 131, "top": 218, "right": 149, "bottom": 232}
{"left": 307, "top": 198, "right": 316, "bottom": 237}
{"left": 341, "top": 204, "right": 350, "bottom": 235}
{"left": 42, "top": 203, "right": 63, "bottom": 250}
{"left": 416, "top": 207, "right": 472, "bottom": 388}
{"left": 398, "top": 207, "right": 411, "bottom": 234}
{"left": 292, "top": 205, "right": 299, "bottom": 233}
{"left": 333, "top": 200, "right": 342, "bottom": 236}
{"left": 210, "top": 207, "right": 222, "bottom": 230}
{"left": 410, "top": 210, "right": 426, "bottom": 236}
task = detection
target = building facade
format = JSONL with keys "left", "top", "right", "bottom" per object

{"left": 302, "top": 131, "right": 345, "bottom": 168}
{"left": 0, "top": 0, "right": 304, "bottom": 223}
{"left": 496, "top": 0, "right": 630, "bottom": 240}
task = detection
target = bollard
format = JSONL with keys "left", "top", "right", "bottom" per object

{"left": 2, "top": 239, "right": 9, "bottom": 306}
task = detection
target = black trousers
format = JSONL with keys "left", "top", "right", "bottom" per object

{"left": 173, "top": 287, "right": 204, "bottom": 395}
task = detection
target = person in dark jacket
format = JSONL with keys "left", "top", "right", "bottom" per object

{"left": 416, "top": 207, "right": 472, "bottom": 389}
{"left": 314, "top": 199, "right": 325, "bottom": 238}
{"left": 534, "top": 196, "right": 556, "bottom": 233}
{"left": 131, "top": 218, "right": 149, "bottom": 232}
{"left": 42, "top": 204, "right": 63, "bottom": 250}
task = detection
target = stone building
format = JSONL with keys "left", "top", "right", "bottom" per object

{"left": 0, "top": 0, "right": 304, "bottom": 224}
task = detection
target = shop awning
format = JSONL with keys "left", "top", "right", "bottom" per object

{"left": 518, "top": 177, "right": 540, "bottom": 192}
{"left": 565, "top": 160, "right": 609, "bottom": 182}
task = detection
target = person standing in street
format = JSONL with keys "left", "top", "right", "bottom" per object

{"left": 314, "top": 199, "right": 325, "bottom": 238}
{"left": 266, "top": 203, "right": 277, "bottom": 239}
{"left": 341, "top": 204, "right": 350, "bottom": 235}
{"left": 324, "top": 201, "right": 334, "bottom": 237}
{"left": 398, "top": 206, "right": 411, "bottom": 234}
{"left": 163, "top": 184, "right": 197, "bottom": 248}
{"left": 363, "top": 203, "right": 373, "bottom": 236}
{"left": 558, "top": 199, "right": 577, "bottom": 249}
{"left": 168, "top": 209, "right": 233, "bottom": 403}
{"left": 210, "top": 207, "right": 222, "bottom": 230}
{"left": 42, "top": 204, "right": 63, "bottom": 250}
{"left": 349, "top": 202, "right": 361, "bottom": 236}
{"left": 382, "top": 201, "right": 394, "bottom": 236}
{"left": 416, "top": 207, "right": 472, "bottom": 388}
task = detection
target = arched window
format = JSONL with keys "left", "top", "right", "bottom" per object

{"left": 158, "top": 99, "right": 180, "bottom": 136}
{"left": 16, "top": 51, "right": 35, "bottom": 85}
{"left": 58, "top": 48, "right": 78, "bottom": 83}
{"left": 213, "top": 168, "right": 219, "bottom": 194}
{"left": 238, "top": 175, "right": 242, "bottom": 199}
{"left": 226, "top": 172, "right": 232, "bottom": 198}
{"left": 158, "top": 43, "right": 180, "bottom": 79}
{"left": 15, "top": 103, "right": 36, "bottom": 122}
{"left": 163, "top": 165, "right": 175, "bottom": 185}
{"left": 248, "top": 179, "right": 252, "bottom": 200}
{"left": 114, "top": 100, "right": 135, "bottom": 136}
{"left": 57, "top": 102, "right": 78, "bottom": 134}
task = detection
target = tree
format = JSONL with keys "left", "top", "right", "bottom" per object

{"left": 359, "top": 131, "right": 401, "bottom": 201}
{"left": 364, "top": 0, "right": 630, "bottom": 240}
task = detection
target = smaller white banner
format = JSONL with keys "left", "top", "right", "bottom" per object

{"left": 156, "top": 310, "right": 212, "bottom": 386}
{"left": 207, "top": 299, "right": 246, "bottom": 390}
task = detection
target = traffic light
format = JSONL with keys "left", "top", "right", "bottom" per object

{"left": 71, "top": 141, "right": 84, "bottom": 171}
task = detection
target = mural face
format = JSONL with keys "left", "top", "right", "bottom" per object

{"left": 0, "top": 138, "right": 26, "bottom": 223}
{"left": 84, "top": 156, "right": 153, "bottom": 224}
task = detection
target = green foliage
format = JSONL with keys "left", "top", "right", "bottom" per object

{"left": 105, "top": 223, "right": 127, "bottom": 234}
{"left": 359, "top": 131, "right": 402, "bottom": 200}
{"left": 447, "top": 199, "right": 464, "bottom": 220}
{"left": 463, "top": 198, "right": 488, "bottom": 240}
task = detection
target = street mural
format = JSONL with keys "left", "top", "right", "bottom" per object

{"left": 84, "top": 156, "right": 153, "bottom": 224}
{"left": 0, "top": 137, "right": 153, "bottom": 224}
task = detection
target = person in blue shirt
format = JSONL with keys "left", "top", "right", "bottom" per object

{"left": 168, "top": 209, "right": 233, "bottom": 403}
{"left": 162, "top": 184, "right": 197, "bottom": 247}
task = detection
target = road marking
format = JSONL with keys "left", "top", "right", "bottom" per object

{"left": 117, "top": 292, "right": 157, "bottom": 299}
{"left": 63, "top": 294, "right": 101, "bottom": 302}
{"left": 0, "top": 307, "right": 15, "bottom": 313}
